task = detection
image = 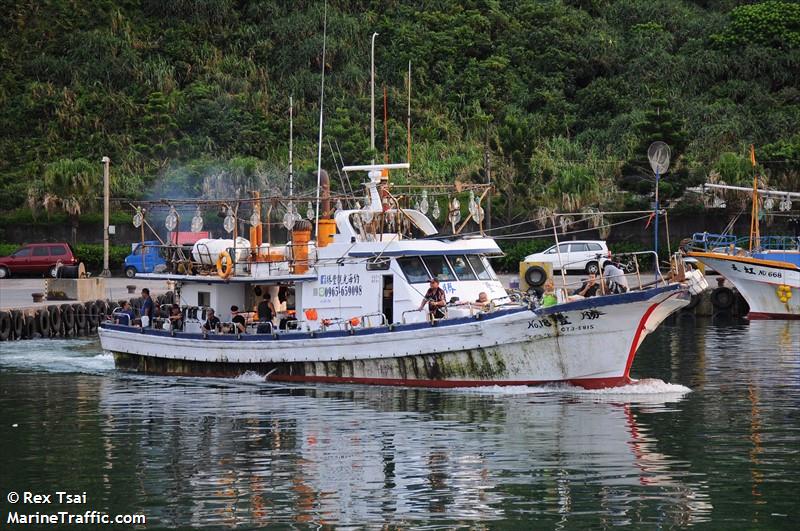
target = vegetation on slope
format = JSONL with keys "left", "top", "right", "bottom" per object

{"left": 1, "top": 0, "right": 798, "bottom": 227}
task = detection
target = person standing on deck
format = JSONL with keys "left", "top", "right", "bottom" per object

{"left": 140, "top": 288, "right": 154, "bottom": 327}
{"left": 419, "top": 277, "right": 446, "bottom": 320}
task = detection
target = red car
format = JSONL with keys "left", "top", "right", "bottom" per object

{"left": 0, "top": 243, "right": 78, "bottom": 278}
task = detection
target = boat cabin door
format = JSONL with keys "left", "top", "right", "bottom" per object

{"left": 382, "top": 275, "right": 394, "bottom": 325}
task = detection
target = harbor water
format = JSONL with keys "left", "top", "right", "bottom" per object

{"left": 1, "top": 317, "right": 798, "bottom": 528}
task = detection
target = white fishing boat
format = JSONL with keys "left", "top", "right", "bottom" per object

{"left": 99, "top": 162, "right": 692, "bottom": 388}
{"left": 686, "top": 181, "right": 799, "bottom": 319}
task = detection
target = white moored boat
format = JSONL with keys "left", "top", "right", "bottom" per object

{"left": 100, "top": 164, "right": 691, "bottom": 388}
{"left": 686, "top": 180, "right": 799, "bottom": 319}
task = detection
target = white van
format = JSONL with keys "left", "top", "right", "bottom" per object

{"left": 524, "top": 240, "right": 611, "bottom": 274}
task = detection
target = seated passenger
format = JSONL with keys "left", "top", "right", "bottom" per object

{"left": 230, "top": 305, "right": 246, "bottom": 334}
{"left": 203, "top": 308, "right": 221, "bottom": 332}
{"left": 603, "top": 259, "right": 629, "bottom": 294}
{"left": 541, "top": 279, "right": 558, "bottom": 307}
{"left": 115, "top": 300, "right": 135, "bottom": 326}
{"left": 168, "top": 305, "right": 183, "bottom": 331}
{"left": 471, "top": 292, "right": 491, "bottom": 311}
{"left": 572, "top": 273, "right": 600, "bottom": 298}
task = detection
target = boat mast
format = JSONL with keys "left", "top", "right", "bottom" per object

{"left": 370, "top": 32, "right": 379, "bottom": 163}
{"left": 748, "top": 145, "right": 760, "bottom": 251}
{"left": 314, "top": 2, "right": 328, "bottom": 238}
{"left": 289, "top": 95, "right": 294, "bottom": 198}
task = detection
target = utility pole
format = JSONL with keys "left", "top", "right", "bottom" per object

{"left": 101, "top": 156, "right": 111, "bottom": 277}
{"left": 370, "top": 32, "right": 379, "bottom": 162}
{"left": 484, "top": 143, "right": 492, "bottom": 230}
{"left": 289, "top": 95, "right": 294, "bottom": 197}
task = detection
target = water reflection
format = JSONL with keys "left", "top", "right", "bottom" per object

{"left": 91, "top": 378, "right": 706, "bottom": 527}
{"left": 3, "top": 318, "right": 798, "bottom": 528}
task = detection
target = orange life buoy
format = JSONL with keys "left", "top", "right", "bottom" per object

{"left": 216, "top": 251, "right": 234, "bottom": 278}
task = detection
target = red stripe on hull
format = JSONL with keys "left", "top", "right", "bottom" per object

{"left": 268, "top": 374, "right": 632, "bottom": 390}
{"left": 622, "top": 303, "right": 660, "bottom": 379}
{"left": 747, "top": 312, "right": 800, "bottom": 320}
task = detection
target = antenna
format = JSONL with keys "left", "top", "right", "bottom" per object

{"left": 383, "top": 85, "right": 389, "bottom": 163}
{"left": 647, "top": 141, "right": 671, "bottom": 282}
{"left": 289, "top": 95, "right": 293, "bottom": 197}
{"left": 314, "top": 1, "right": 328, "bottom": 238}
{"left": 407, "top": 61, "right": 411, "bottom": 170}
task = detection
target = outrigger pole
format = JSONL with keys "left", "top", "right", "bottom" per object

{"left": 314, "top": 1, "right": 328, "bottom": 238}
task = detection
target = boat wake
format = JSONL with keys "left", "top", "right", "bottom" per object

{"left": 451, "top": 378, "right": 691, "bottom": 399}
{"left": 234, "top": 370, "right": 268, "bottom": 382}
{"left": 0, "top": 338, "right": 113, "bottom": 374}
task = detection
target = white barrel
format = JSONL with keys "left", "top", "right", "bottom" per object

{"left": 192, "top": 238, "right": 251, "bottom": 265}
{"left": 686, "top": 269, "right": 709, "bottom": 295}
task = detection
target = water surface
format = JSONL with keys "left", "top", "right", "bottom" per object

{"left": 1, "top": 316, "right": 798, "bottom": 528}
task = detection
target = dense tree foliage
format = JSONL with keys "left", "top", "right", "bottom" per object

{"left": 1, "top": 0, "right": 798, "bottom": 225}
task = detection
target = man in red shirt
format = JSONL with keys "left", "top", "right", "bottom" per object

{"left": 419, "top": 277, "right": 447, "bottom": 320}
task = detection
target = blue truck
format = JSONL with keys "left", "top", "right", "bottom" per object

{"left": 124, "top": 241, "right": 166, "bottom": 278}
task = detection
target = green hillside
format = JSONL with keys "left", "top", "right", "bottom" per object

{"left": 1, "top": 0, "right": 799, "bottom": 225}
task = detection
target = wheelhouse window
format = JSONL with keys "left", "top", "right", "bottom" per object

{"left": 449, "top": 255, "right": 477, "bottom": 281}
{"left": 198, "top": 291, "right": 211, "bottom": 307}
{"left": 366, "top": 257, "right": 391, "bottom": 271}
{"left": 467, "top": 255, "right": 493, "bottom": 280}
{"left": 397, "top": 256, "right": 429, "bottom": 284}
{"left": 421, "top": 256, "right": 456, "bottom": 282}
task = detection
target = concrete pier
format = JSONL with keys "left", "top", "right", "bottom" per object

{"left": 0, "top": 278, "right": 170, "bottom": 311}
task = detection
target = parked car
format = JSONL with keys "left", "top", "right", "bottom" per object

{"left": 524, "top": 240, "right": 611, "bottom": 274}
{"left": 0, "top": 242, "right": 78, "bottom": 278}
{"left": 124, "top": 241, "right": 166, "bottom": 278}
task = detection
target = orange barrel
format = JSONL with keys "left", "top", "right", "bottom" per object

{"left": 317, "top": 218, "right": 336, "bottom": 248}
{"left": 291, "top": 220, "right": 312, "bottom": 274}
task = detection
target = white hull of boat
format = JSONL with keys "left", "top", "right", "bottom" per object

{"left": 690, "top": 254, "right": 800, "bottom": 319}
{"left": 99, "top": 285, "right": 688, "bottom": 388}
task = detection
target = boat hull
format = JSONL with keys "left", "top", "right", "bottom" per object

{"left": 688, "top": 253, "right": 800, "bottom": 319}
{"left": 101, "top": 285, "right": 689, "bottom": 389}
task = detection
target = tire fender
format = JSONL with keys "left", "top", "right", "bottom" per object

{"left": 86, "top": 301, "right": 100, "bottom": 327}
{"left": 24, "top": 315, "right": 36, "bottom": 339}
{"left": 711, "top": 287, "right": 734, "bottom": 310}
{"left": 524, "top": 265, "right": 547, "bottom": 288}
{"left": 11, "top": 310, "right": 24, "bottom": 339}
{"left": 48, "top": 305, "right": 62, "bottom": 332}
{"left": 0, "top": 311, "right": 11, "bottom": 341}
{"left": 73, "top": 303, "right": 86, "bottom": 330}
{"left": 37, "top": 309, "right": 50, "bottom": 336}
{"left": 60, "top": 304, "right": 75, "bottom": 330}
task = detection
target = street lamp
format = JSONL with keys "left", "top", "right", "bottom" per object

{"left": 100, "top": 156, "right": 111, "bottom": 277}
{"left": 647, "top": 142, "right": 671, "bottom": 283}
